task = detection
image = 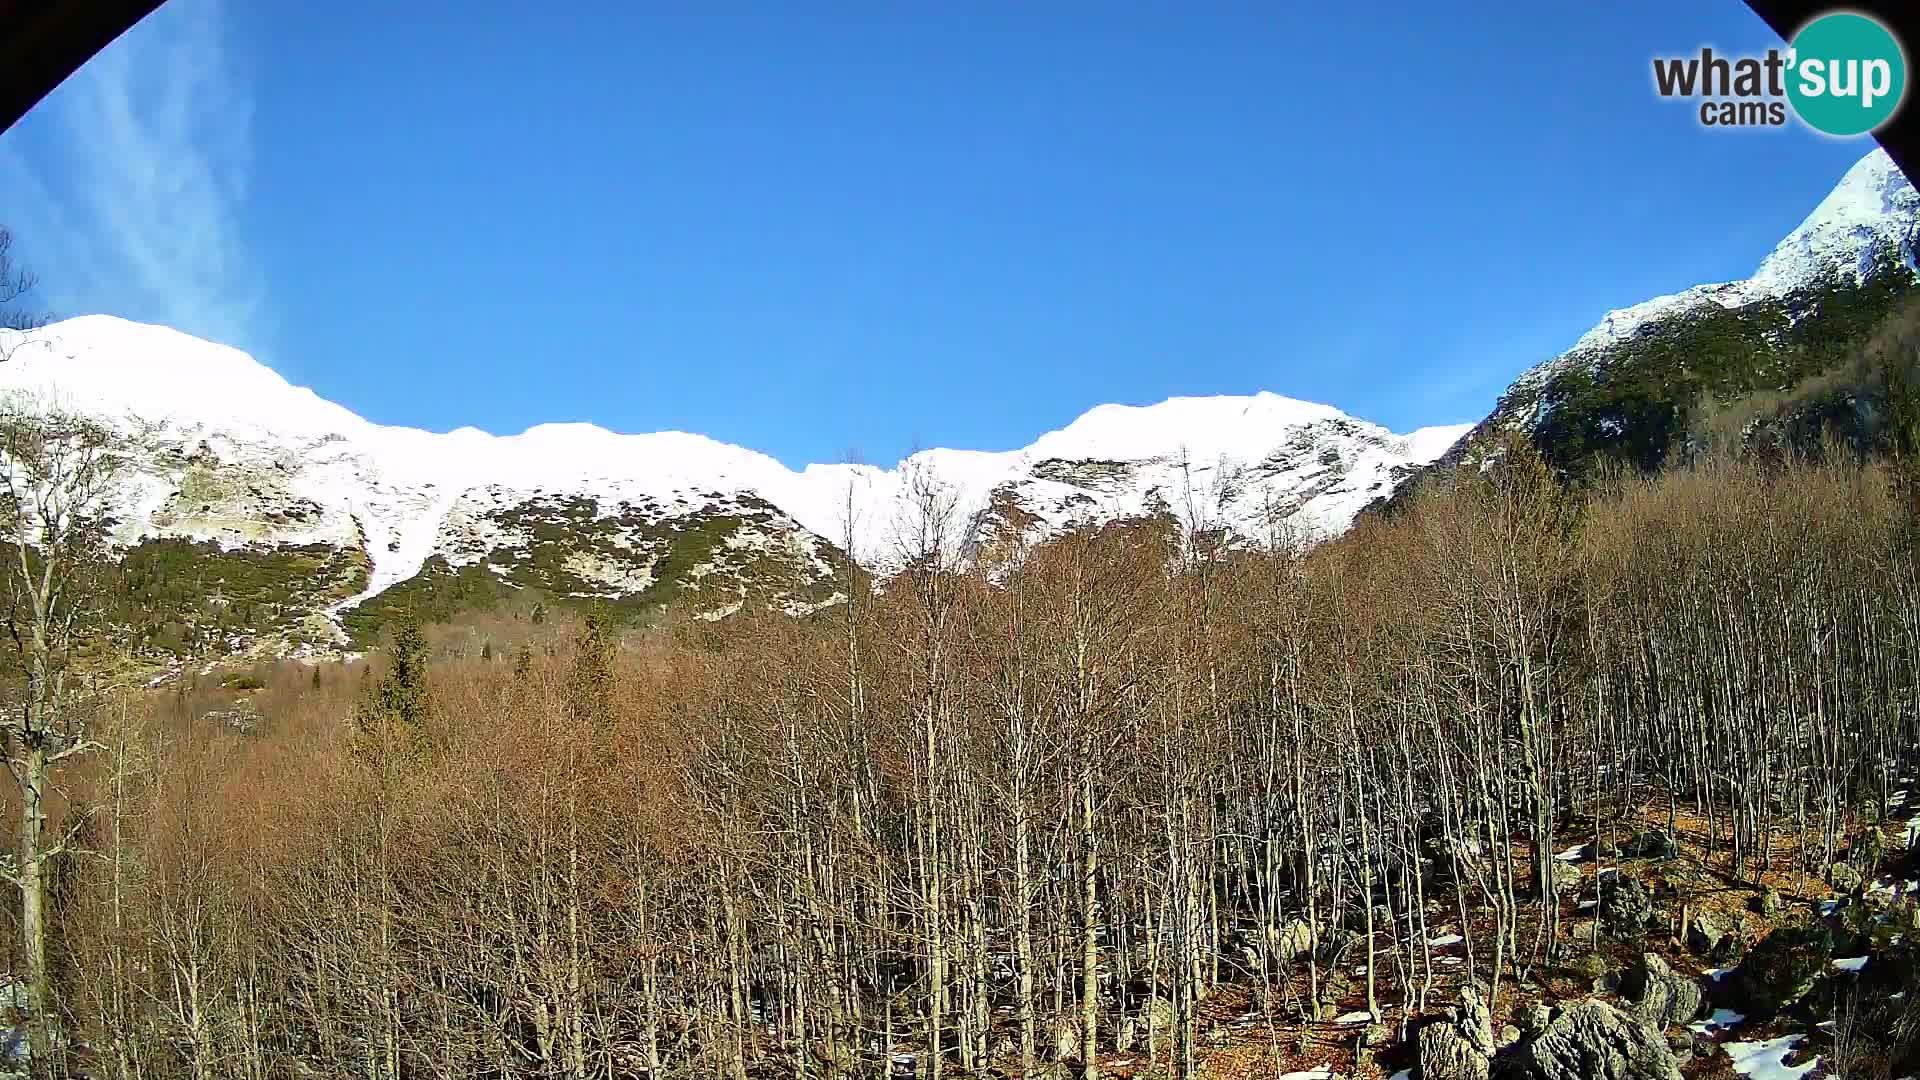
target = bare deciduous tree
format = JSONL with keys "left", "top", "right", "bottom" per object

{"left": 0, "top": 394, "right": 134, "bottom": 1063}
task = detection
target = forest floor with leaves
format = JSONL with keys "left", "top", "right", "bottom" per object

{"left": 1074, "top": 794, "right": 1919, "bottom": 1080}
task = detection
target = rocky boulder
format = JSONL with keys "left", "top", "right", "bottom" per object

{"left": 1617, "top": 953, "right": 1705, "bottom": 1030}
{"left": 1685, "top": 910, "right": 1732, "bottom": 959}
{"left": 1620, "top": 831, "right": 1679, "bottom": 860}
{"left": 1498, "top": 1000, "right": 1682, "bottom": 1080}
{"left": 1599, "top": 873, "right": 1655, "bottom": 936}
{"left": 1419, "top": 982, "right": 1496, "bottom": 1080}
{"left": 1830, "top": 862, "right": 1865, "bottom": 895}
{"left": 1550, "top": 861, "right": 1582, "bottom": 897}
{"left": 1262, "top": 918, "right": 1315, "bottom": 963}
{"left": 1732, "top": 923, "right": 1833, "bottom": 1015}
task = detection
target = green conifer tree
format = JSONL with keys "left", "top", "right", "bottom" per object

{"left": 569, "top": 604, "right": 617, "bottom": 736}
{"left": 353, "top": 612, "right": 431, "bottom": 763}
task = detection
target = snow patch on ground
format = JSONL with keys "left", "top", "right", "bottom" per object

{"left": 1725, "top": 1034, "right": 1818, "bottom": 1080}
{"left": 1691, "top": 1009, "right": 1746, "bottom": 1034}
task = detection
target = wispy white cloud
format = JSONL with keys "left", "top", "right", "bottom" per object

{"left": 0, "top": 0, "right": 264, "bottom": 350}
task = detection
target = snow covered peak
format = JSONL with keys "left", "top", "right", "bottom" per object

{"left": 0, "top": 315, "right": 1460, "bottom": 616}
{"left": 1750, "top": 148, "right": 1917, "bottom": 296}
{"left": 1543, "top": 148, "right": 1916, "bottom": 379}
{"left": 0, "top": 315, "right": 368, "bottom": 438}
{"left": 1023, "top": 392, "right": 1349, "bottom": 464}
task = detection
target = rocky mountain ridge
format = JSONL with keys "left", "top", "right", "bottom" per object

{"left": 1433, "top": 148, "right": 1920, "bottom": 479}
{"left": 0, "top": 316, "right": 1467, "bottom": 653}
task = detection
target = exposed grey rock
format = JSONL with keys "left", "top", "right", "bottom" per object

{"left": 1049, "top": 1016, "right": 1079, "bottom": 1061}
{"left": 1518, "top": 1005, "right": 1553, "bottom": 1037}
{"left": 1756, "top": 889, "right": 1782, "bottom": 918}
{"left": 1618, "top": 953, "right": 1704, "bottom": 1030}
{"left": 1686, "top": 911, "right": 1729, "bottom": 958}
{"left": 1830, "top": 863, "right": 1864, "bottom": 894}
{"left": 1499, "top": 1000, "right": 1682, "bottom": 1080}
{"left": 1621, "top": 831, "right": 1679, "bottom": 860}
{"left": 1599, "top": 873, "right": 1655, "bottom": 935}
{"left": 1550, "top": 861, "right": 1582, "bottom": 896}
{"left": 1419, "top": 983, "right": 1496, "bottom": 1080}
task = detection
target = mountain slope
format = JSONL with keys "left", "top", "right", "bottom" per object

{"left": 0, "top": 316, "right": 1465, "bottom": 654}
{"left": 1432, "top": 148, "right": 1920, "bottom": 482}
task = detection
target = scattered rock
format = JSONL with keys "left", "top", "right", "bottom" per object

{"left": 1550, "top": 861, "right": 1582, "bottom": 897}
{"left": 1518, "top": 1005, "right": 1553, "bottom": 1037}
{"left": 1499, "top": 1000, "right": 1682, "bottom": 1080}
{"left": 1754, "top": 888, "right": 1781, "bottom": 918}
{"left": 1599, "top": 873, "right": 1656, "bottom": 936}
{"left": 1618, "top": 953, "right": 1705, "bottom": 1030}
{"left": 1830, "top": 862, "right": 1864, "bottom": 895}
{"left": 1049, "top": 1016, "right": 1080, "bottom": 1061}
{"left": 1499, "top": 1023, "right": 1523, "bottom": 1048}
{"left": 1419, "top": 982, "right": 1496, "bottom": 1080}
{"left": 1732, "top": 923, "right": 1833, "bottom": 1014}
{"left": 1685, "top": 910, "right": 1729, "bottom": 959}
{"left": 1621, "top": 831, "right": 1679, "bottom": 860}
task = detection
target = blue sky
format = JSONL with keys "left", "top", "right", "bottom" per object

{"left": 0, "top": 0, "right": 1883, "bottom": 468}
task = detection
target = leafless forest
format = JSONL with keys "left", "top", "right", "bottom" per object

{"left": 0, "top": 420, "right": 1906, "bottom": 1080}
{"left": 0, "top": 305, "right": 1917, "bottom": 1080}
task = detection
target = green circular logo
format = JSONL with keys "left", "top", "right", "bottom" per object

{"left": 1787, "top": 12, "right": 1907, "bottom": 136}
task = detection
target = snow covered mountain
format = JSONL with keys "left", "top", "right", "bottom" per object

{"left": 1445, "top": 148, "right": 1920, "bottom": 473}
{"left": 0, "top": 315, "right": 1467, "bottom": 652}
